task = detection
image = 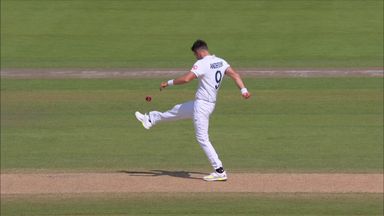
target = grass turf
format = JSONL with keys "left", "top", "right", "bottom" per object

{"left": 1, "top": 193, "right": 383, "bottom": 216}
{"left": 1, "top": 77, "right": 383, "bottom": 172}
{"left": 1, "top": 0, "right": 383, "bottom": 68}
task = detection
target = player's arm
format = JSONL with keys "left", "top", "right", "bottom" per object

{"left": 160, "top": 71, "right": 197, "bottom": 90}
{"left": 225, "top": 67, "right": 251, "bottom": 99}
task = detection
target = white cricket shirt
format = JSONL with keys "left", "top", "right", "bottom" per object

{"left": 191, "top": 55, "right": 230, "bottom": 103}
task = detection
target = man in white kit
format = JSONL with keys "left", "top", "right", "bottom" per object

{"left": 135, "top": 40, "right": 251, "bottom": 181}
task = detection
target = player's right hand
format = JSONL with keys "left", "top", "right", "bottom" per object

{"left": 242, "top": 92, "right": 251, "bottom": 99}
{"left": 159, "top": 81, "right": 168, "bottom": 91}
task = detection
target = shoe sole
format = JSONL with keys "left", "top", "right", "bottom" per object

{"left": 203, "top": 177, "right": 228, "bottom": 182}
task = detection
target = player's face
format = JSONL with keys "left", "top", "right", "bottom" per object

{"left": 193, "top": 51, "right": 202, "bottom": 60}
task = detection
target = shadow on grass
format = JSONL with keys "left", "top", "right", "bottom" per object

{"left": 117, "top": 170, "right": 207, "bottom": 180}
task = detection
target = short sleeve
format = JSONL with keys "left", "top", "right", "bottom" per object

{"left": 191, "top": 61, "right": 203, "bottom": 77}
{"left": 222, "top": 60, "right": 230, "bottom": 72}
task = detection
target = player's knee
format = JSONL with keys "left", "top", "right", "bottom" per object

{"left": 168, "top": 104, "right": 182, "bottom": 115}
{"left": 172, "top": 104, "right": 181, "bottom": 110}
{"left": 196, "top": 135, "right": 209, "bottom": 144}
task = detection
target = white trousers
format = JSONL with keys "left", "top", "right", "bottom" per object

{"left": 149, "top": 99, "right": 223, "bottom": 169}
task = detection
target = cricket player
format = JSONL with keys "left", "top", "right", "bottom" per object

{"left": 135, "top": 40, "right": 251, "bottom": 181}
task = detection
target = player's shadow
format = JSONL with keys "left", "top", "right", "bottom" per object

{"left": 117, "top": 170, "right": 207, "bottom": 180}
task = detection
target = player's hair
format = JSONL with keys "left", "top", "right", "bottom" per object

{"left": 191, "top": 39, "right": 208, "bottom": 52}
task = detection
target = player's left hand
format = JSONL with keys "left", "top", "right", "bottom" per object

{"left": 160, "top": 81, "right": 168, "bottom": 91}
{"left": 242, "top": 92, "right": 251, "bottom": 99}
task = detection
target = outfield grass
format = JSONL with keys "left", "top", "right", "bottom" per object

{"left": 1, "top": 0, "right": 383, "bottom": 68}
{"left": 1, "top": 77, "right": 382, "bottom": 172}
{"left": 1, "top": 193, "right": 383, "bottom": 216}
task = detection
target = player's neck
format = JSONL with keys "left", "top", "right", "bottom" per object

{"left": 199, "top": 51, "right": 210, "bottom": 59}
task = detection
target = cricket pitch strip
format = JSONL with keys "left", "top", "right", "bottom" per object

{"left": 1, "top": 172, "right": 382, "bottom": 195}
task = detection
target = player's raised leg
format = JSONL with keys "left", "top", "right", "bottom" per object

{"left": 135, "top": 100, "right": 194, "bottom": 129}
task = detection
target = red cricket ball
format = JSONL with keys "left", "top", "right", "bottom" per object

{"left": 145, "top": 96, "right": 152, "bottom": 102}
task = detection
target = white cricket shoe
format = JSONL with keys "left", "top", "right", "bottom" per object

{"left": 135, "top": 111, "right": 152, "bottom": 129}
{"left": 203, "top": 171, "right": 227, "bottom": 182}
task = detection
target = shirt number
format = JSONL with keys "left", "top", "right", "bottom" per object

{"left": 215, "top": 70, "right": 223, "bottom": 89}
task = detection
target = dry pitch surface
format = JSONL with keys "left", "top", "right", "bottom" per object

{"left": 1, "top": 68, "right": 383, "bottom": 196}
{"left": 1, "top": 172, "right": 383, "bottom": 195}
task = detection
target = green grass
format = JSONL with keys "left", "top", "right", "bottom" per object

{"left": 1, "top": 193, "right": 383, "bottom": 216}
{"left": 1, "top": 77, "right": 383, "bottom": 172}
{"left": 1, "top": 0, "right": 383, "bottom": 68}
